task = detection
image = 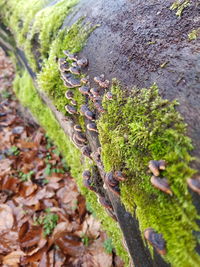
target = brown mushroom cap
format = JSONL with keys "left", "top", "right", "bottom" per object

{"left": 81, "top": 146, "right": 92, "bottom": 158}
{"left": 65, "top": 105, "right": 77, "bottom": 114}
{"left": 148, "top": 160, "right": 160, "bottom": 176}
{"left": 108, "top": 184, "right": 120, "bottom": 196}
{"left": 85, "top": 110, "right": 95, "bottom": 121}
{"left": 69, "top": 66, "right": 81, "bottom": 75}
{"left": 79, "top": 86, "right": 90, "bottom": 95}
{"left": 81, "top": 77, "right": 89, "bottom": 84}
{"left": 151, "top": 176, "right": 172, "bottom": 196}
{"left": 70, "top": 99, "right": 77, "bottom": 106}
{"left": 187, "top": 177, "right": 200, "bottom": 194}
{"left": 77, "top": 57, "right": 88, "bottom": 67}
{"left": 99, "top": 79, "right": 110, "bottom": 88}
{"left": 65, "top": 90, "right": 74, "bottom": 99}
{"left": 98, "top": 196, "right": 113, "bottom": 209}
{"left": 72, "top": 133, "right": 85, "bottom": 148}
{"left": 83, "top": 177, "right": 96, "bottom": 192}
{"left": 144, "top": 228, "right": 166, "bottom": 255}
{"left": 114, "top": 171, "right": 126, "bottom": 181}
{"left": 74, "top": 124, "right": 82, "bottom": 132}
{"left": 75, "top": 132, "right": 87, "bottom": 143}
{"left": 90, "top": 88, "right": 100, "bottom": 97}
{"left": 80, "top": 105, "right": 88, "bottom": 115}
{"left": 82, "top": 170, "right": 91, "bottom": 179}
{"left": 105, "top": 172, "right": 119, "bottom": 187}
{"left": 86, "top": 122, "right": 98, "bottom": 132}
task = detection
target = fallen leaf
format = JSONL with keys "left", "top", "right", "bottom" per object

{"left": 0, "top": 204, "right": 14, "bottom": 230}
{"left": 3, "top": 250, "right": 25, "bottom": 265}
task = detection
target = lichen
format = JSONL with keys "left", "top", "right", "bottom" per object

{"left": 98, "top": 79, "right": 200, "bottom": 267}
{"left": 188, "top": 28, "right": 200, "bottom": 41}
{"left": 13, "top": 70, "right": 129, "bottom": 266}
{"left": 170, "top": 0, "right": 191, "bottom": 17}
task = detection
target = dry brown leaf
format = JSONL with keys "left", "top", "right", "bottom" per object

{"left": 3, "top": 250, "right": 25, "bottom": 265}
{"left": 0, "top": 158, "right": 12, "bottom": 176}
{"left": 0, "top": 204, "right": 14, "bottom": 230}
{"left": 80, "top": 215, "right": 101, "bottom": 239}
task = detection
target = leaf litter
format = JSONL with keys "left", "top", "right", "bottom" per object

{"left": 0, "top": 48, "right": 124, "bottom": 266}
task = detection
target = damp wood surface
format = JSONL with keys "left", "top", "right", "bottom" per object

{"left": 0, "top": 0, "right": 200, "bottom": 266}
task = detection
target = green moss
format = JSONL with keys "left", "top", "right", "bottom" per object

{"left": 37, "top": 18, "right": 95, "bottom": 127}
{"left": 188, "top": 28, "right": 200, "bottom": 41}
{"left": 98, "top": 79, "right": 200, "bottom": 267}
{"left": 170, "top": 0, "right": 191, "bottom": 17}
{"left": 0, "top": 0, "right": 79, "bottom": 70}
{"left": 13, "top": 70, "right": 129, "bottom": 266}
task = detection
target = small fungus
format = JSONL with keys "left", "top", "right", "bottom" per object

{"left": 151, "top": 176, "right": 173, "bottom": 196}
{"left": 65, "top": 90, "right": 74, "bottom": 99}
{"left": 65, "top": 105, "right": 77, "bottom": 115}
{"left": 187, "top": 177, "right": 200, "bottom": 194}
{"left": 74, "top": 124, "right": 82, "bottom": 132}
{"left": 114, "top": 171, "right": 126, "bottom": 182}
{"left": 87, "top": 122, "right": 98, "bottom": 132}
{"left": 144, "top": 228, "right": 166, "bottom": 255}
{"left": 98, "top": 196, "right": 113, "bottom": 210}
{"left": 79, "top": 86, "right": 90, "bottom": 95}
{"left": 81, "top": 146, "right": 92, "bottom": 158}
{"left": 77, "top": 57, "right": 88, "bottom": 67}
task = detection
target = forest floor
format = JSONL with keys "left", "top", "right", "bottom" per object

{"left": 0, "top": 48, "right": 123, "bottom": 267}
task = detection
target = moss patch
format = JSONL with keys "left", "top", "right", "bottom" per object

{"left": 13, "top": 70, "right": 129, "bottom": 266}
{"left": 0, "top": 0, "right": 79, "bottom": 70}
{"left": 98, "top": 80, "right": 200, "bottom": 267}
{"left": 188, "top": 28, "right": 200, "bottom": 41}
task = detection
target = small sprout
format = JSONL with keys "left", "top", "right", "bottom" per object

{"left": 114, "top": 171, "right": 126, "bottom": 181}
{"left": 37, "top": 209, "right": 58, "bottom": 236}
{"left": 7, "top": 146, "right": 20, "bottom": 156}
{"left": 79, "top": 86, "right": 90, "bottom": 95}
{"left": 144, "top": 228, "right": 166, "bottom": 255}
{"left": 77, "top": 57, "right": 88, "bottom": 67}
{"left": 81, "top": 146, "right": 92, "bottom": 158}
{"left": 86, "top": 122, "right": 98, "bottom": 132}
{"left": 81, "top": 234, "right": 89, "bottom": 246}
{"left": 98, "top": 196, "right": 113, "bottom": 210}
{"left": 19, "top": 170, "right": 34, "bottom": 182}
{"left": 65, "top": 90, "right": 74, "bottom": 100}
{"left": 65, "top": 105, "right": 77, "bottom": 115}
{"left": 187, "top": 177, "right": 200, "bottom": 194}
{"left": 74, "top": 124, "right": 82, "bottom": 132}
{"left": 151, "top": 176, "right": 173, "bottom": 196}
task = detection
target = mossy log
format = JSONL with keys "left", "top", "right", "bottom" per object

{"left": 0, "top": 0, "right": 200, "bottom": 266}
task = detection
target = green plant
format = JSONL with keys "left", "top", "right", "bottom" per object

{"left": 7, "top": 146, "right": 20, "bottom": 156}
{"left": 18, "top": 170, "right": 34, "bottom": 181}
{"left": 103, "top": 238, "right": 113, "bottom": 254}
{"left": 1, "top": 90, "right": 12, "bottom": 99}
{"left": 81, "top": 234, "right": 89, "bottom": 246}
{"left": 36, "top": 208, "right": 58, "bottom": 236}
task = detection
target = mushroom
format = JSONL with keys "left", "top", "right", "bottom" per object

{"left": 75, "top": 132, "right": 87, "bottom": 143}
{"left": 72, "top": 133, "right": 85, "bottom": 147}
{"left": 148, "top": 160, "right": 166, "bottom": 176}
{"left": 74, "top": 124, "right": 82, "bottom": 132}
{"left": 187, "top": 177, "right": 200, "bottom": 194}
{"left": 105, "top": 172, "right": 119, "bottom": 187}
{"left": 81, "top": 76, "right": 89, "bottom": 84}
{"left": 90, "top": 88, "right": 100, "bottom": 97}
{"left": 81, "top": 146, "right": 92, "bottom": 159}
{"left": 108, "top": 184, "right": 120, "bottom": 197}
{"left": 63, "top": 80, "right": 78, "bottom": 89}
{"left": 98, "top": 196, "right": 113, "bottom": 210}
{"left": 65, "top": 90, "right": 74, "bottom": 100}
{"left": 66, "top": 53, "right": 78, "bottom": 61}
{"left": 69, "top": 66, "right": 81, "bottom": 75}
{"left": 151, "top": 176, "right": 172, "bottom": 196}
{"left": 58, "top": 61, "right": 70, "bottom": 72}
{"left": 94, "top": 74, "right": 105, "bottom": 84}
{"left": 82, "top": 170, "right": 91, "bottom": 179}
{"left": 83, "top": 177, "right": 96, "bottom": 192}
{"left": 84, "top": 110, "right": 95, "bottom": 121}
{"left": 79, "top": 86, "right": 90, "bottom": 95}
{"left": 65, "top": 105, "right": 77, "bottom": 115}
{"left": 114, "top": 171, "right": 126, "bottom": 182}
{"left": 77, "top": 57, "right": 88, "bottom": 67}
{"left": 70, "top": 99, "right": 77, "bottom": 106}
{"left": 58, "top": 57, "right": 66, "bottom": 65}
{"left": 86, "top": 122, "right": 98, "bottom": 132}
{"left": 144, "top": 228, "right": 166, "bottom": 255}
{"left": 80, "top": 105, "right": 88, "bottom": 116}
{"left": 99, "top": 80, "right": 110, "bottom": 88}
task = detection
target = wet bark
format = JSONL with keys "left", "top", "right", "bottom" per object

{"left": 1, "top": 0, "right": 200, "bottom": 266}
